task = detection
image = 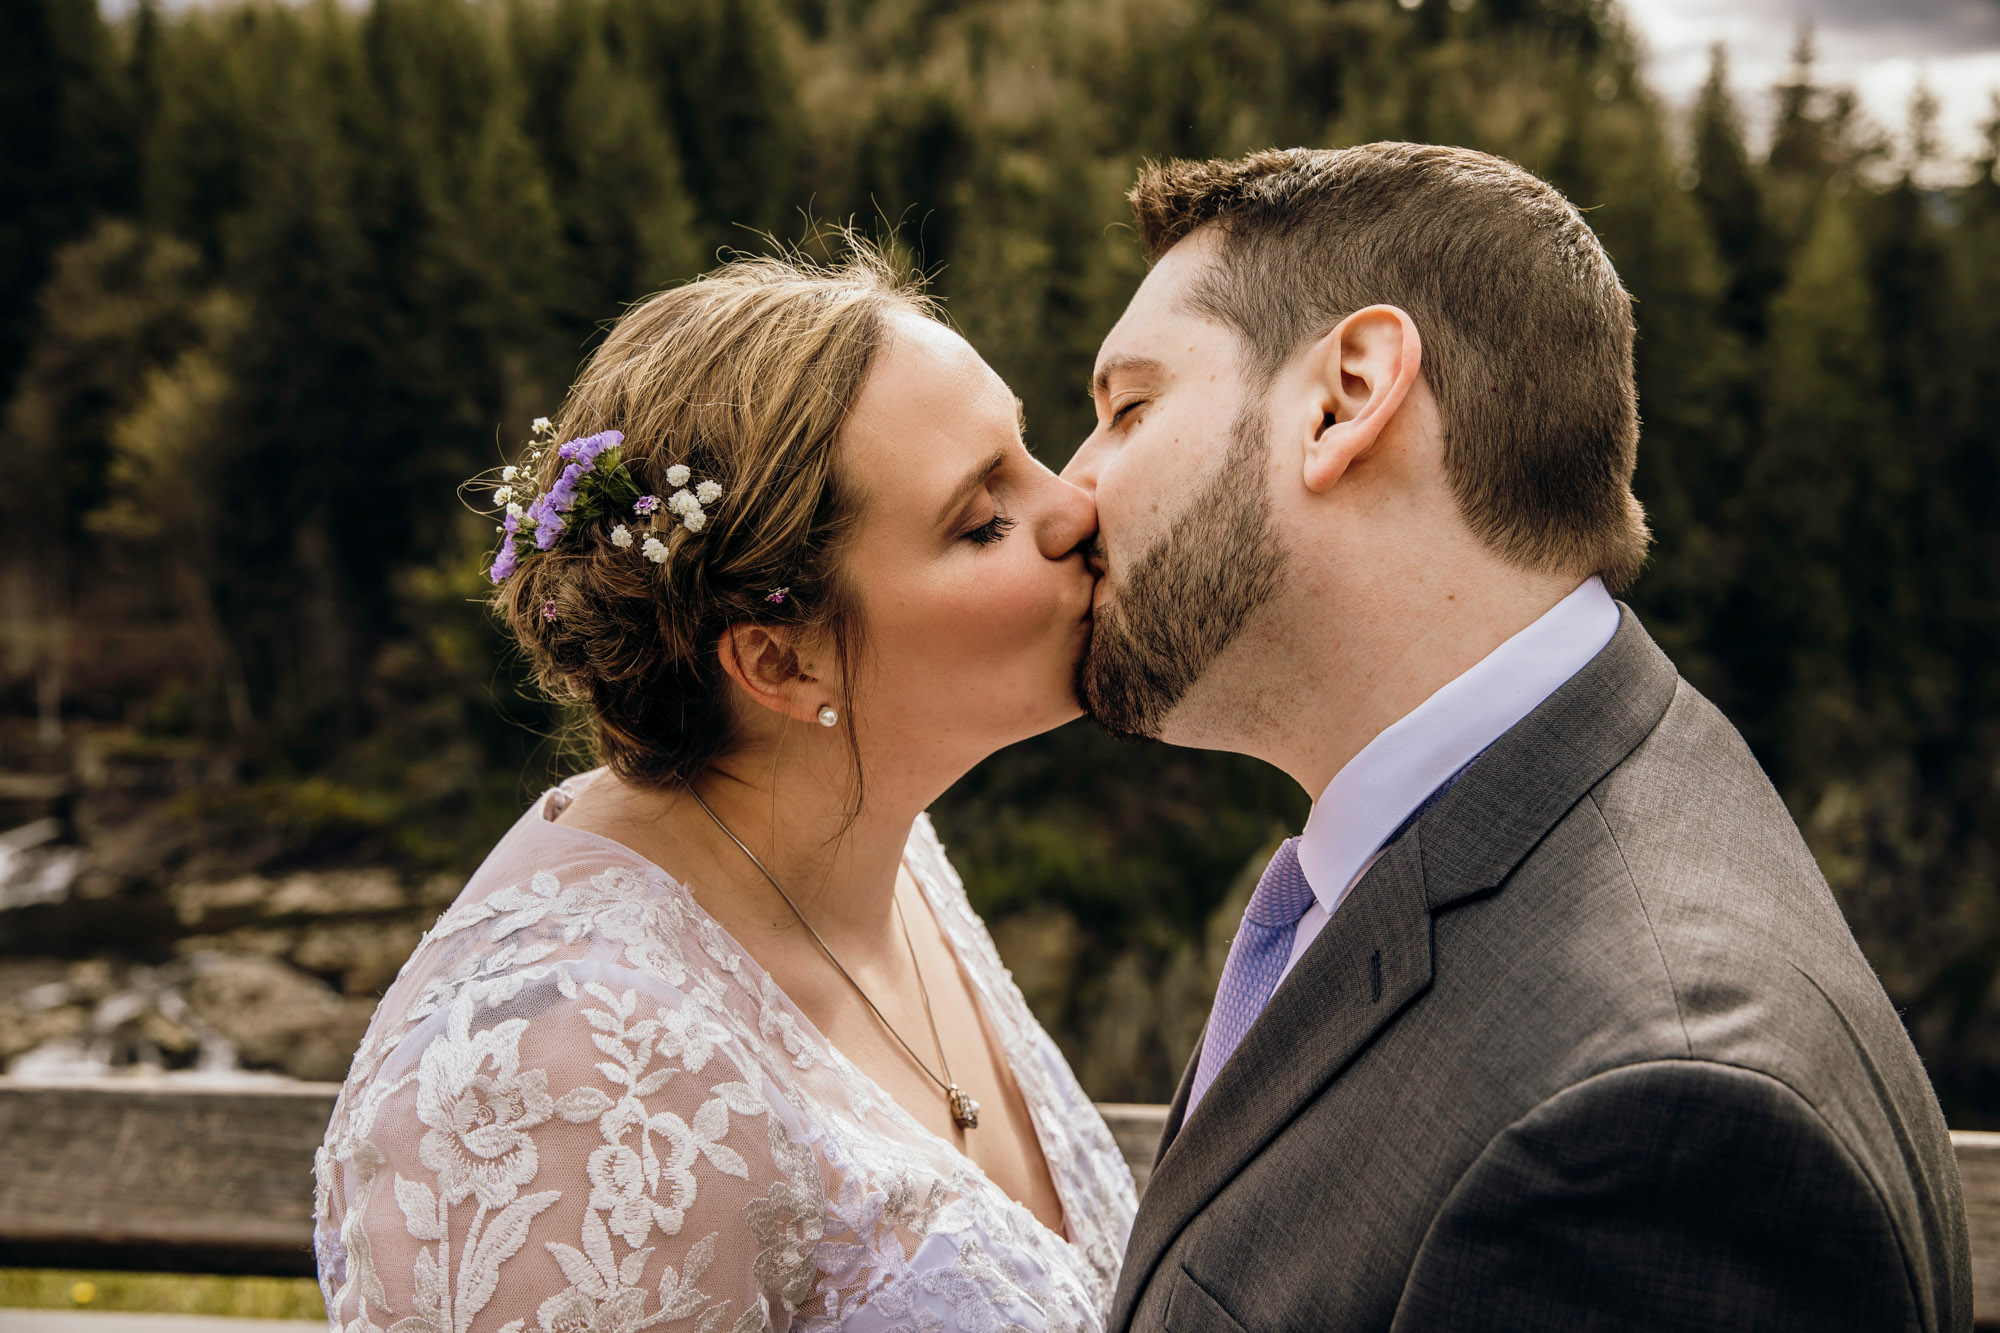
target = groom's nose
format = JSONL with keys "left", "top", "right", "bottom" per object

{"left": 1060, "top": 431, "right": 1105, "bottom": 494}
{"left": 1036, "top": 470, "right": 1098, "bottom": 560}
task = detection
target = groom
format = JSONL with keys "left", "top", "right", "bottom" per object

{"left": 1065, "top": 144, "right": 1972, "bottom": 1331}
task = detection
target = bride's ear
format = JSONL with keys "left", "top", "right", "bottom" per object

{"left": 716, "top": 623, "right": 836, "bottom": 726}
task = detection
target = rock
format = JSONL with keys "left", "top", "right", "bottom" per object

{"left": 265, "top": 869, "right": 407, "bottom": 917}
{"left": 182, "top": 952, "right": 375, "bottom": 1082}
{"left": 173, "top": 925, "right": 301, "bottom": 961}
{"left": 0, "top": 1001, "right": 89, "bottom": 1063}
{"left": 171, "top": 875, "right": 273, "bottom": 926}
{"left": 290, "top": 916, "right": 428, "bottom": 996}
{"left": 418, "top": 873, "right": 461, "bottom": 908}
{"left": 170, "top": 868, "right": 410, "bottom": 927}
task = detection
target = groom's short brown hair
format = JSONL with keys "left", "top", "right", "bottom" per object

{"left": 1129, "top": 143, "right": 1650, "bottom": 591}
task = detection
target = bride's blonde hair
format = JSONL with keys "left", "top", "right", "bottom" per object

{"left": 495, "top": 245, "right": 932, "bottom": 787}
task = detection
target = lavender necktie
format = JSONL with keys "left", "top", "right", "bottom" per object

{"left": 1187, "top": 837, "right": 1317, "bottom": 1114}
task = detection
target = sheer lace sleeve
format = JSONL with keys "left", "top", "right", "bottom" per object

{"left": 320, "top": 956, "right": 818, "bottom": 1333}
{"left": 317, "top": 790, "right": 1136, "bottom": 1333}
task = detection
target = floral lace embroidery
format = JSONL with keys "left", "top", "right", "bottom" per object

{"left": 315, "top": 799, "right": 1134, "bottom": 1333}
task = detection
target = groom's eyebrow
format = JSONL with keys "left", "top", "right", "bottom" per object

{"left": 1091, "top": 354, "right": 1166, "bottom": 402}
{"left": 935, "top": 449, "right": 1007, "bottom": 529}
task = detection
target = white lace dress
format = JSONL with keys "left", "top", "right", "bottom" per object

{"left": 313, "top": 775, "right": 1136, "bottom": 1333}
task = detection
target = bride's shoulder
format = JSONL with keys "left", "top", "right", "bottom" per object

{"left": 350, "top": 823, "right": 737, "bottom": 1070}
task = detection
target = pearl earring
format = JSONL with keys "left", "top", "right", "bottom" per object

{"left": 817, "top": 705, "right": 838, "bottom": 727}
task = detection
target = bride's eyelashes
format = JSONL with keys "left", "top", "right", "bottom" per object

{"left": 1110, "top": 398, "right": 1147, "bottom": 428}
{"left": 962, "top": 511, "right": 1019, "bottom": 546}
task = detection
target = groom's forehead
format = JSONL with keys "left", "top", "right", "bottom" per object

{"left": 1095, "top": 243, "right": 1244, "bottom": 391}
{"left": 1096, "top": 236, "right": 1233, "bottom": 378}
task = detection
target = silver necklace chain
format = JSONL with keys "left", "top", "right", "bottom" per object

{"left": 685, "top": 784, "right": 980, "bottom": 1130}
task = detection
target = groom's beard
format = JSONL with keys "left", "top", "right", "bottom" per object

{"left": 1077, "top": 406, "right": 1284, "bottom": 739}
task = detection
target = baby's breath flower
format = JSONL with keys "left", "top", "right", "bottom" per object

{"left": 494, "top": 486, "right": 513, "bottom": 505}
{"left": 532, "top": 417, "right": 553, "bottom": 436}
{"left": 506, "top": 502, "right": 522, "bottom": 518}
{"left": 610, "top": 524, "right": 633, "bottom": 549}
{"left": 695, "top": 480, "right": 723, "bottom": 505}
{"left": 501, "top": 465, "right": 518, "bottom": 482}
{"left": 642, "top": 536, "right": 669, "bottom": 564}
{"left": 668, "top": 489, "right": 698, "bottom": 516}
{"left": 665, "top": 464, "right": 691, "bottom": 488}
{"left": 682, "top": 509, "right": 707, "bottom": 534}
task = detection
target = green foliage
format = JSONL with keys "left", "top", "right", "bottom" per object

{"left": 3, "top": 0, "right": 1997, "bottom": 1112}
{"left": 0, "top": 1267, "right": 325, "bottom": 1320}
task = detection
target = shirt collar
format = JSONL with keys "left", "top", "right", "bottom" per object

{"left": 1296, "top": 577, "right": 1621, "bottom": 913}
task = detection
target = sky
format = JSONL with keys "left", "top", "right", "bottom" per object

{"left": 1619, "top": 0, "right": 2000, "bottom": 173}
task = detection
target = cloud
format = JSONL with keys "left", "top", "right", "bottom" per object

{"left": 1622, "top": 0, "right": 2000, "bottom": 170}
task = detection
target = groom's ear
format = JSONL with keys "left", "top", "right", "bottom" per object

{"left": 716, "top": 623, "right": 834, "bottom": 726}
{"left": 1298, "top": 305, "right": 1423, "bottom": 495}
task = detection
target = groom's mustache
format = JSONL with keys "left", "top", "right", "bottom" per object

{"left": 1082, "top": 535, "right": 1106, "bottom": 575}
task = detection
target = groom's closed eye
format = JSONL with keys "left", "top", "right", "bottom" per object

{"left": 1090, "top": 353, "right": 1168, "bottom": 414}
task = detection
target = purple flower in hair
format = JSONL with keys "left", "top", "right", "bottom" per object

{"left": 546, "top": 462, "right": 587, "bottom": 513}
{"left": 555, "top": 430, "right": 622, "bottom": 468}
{"left": 489, "top": 512, "right": 522, "bottom": 583}
{"left": 527, "top": 495, "right": 565, "bottom": 549}
{"left": 577, "top": 430, "right": 621, "bottom": 466}
{"left": 766, "top": 587, "right": 789, "bottom": 604}
{"left": 541, "top": 599, "right": 557, "bottom": 621}
{"left": 632, "top": 494, "right": 660, "bottom": 515}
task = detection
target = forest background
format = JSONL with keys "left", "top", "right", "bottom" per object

{"left": 5, "top": 0, "right": 2000, "bottom": 1118}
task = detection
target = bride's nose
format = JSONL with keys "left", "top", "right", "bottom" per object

{"left": 1035, "top": 471, "right": 1098, "bottom": 561}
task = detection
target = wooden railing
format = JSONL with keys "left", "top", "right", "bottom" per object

{"left": 0, "top": 1081, "right": 1994, "bottom": 1325}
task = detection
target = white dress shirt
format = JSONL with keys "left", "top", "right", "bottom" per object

{"left": 1276, "top": 577, "right": 1621, "bottom": 984}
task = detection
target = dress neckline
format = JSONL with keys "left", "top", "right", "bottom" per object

{"left": 526, "top": 771, "right": 1079, "bottom": 1248}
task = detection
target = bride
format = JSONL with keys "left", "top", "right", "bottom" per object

{"left": 312, "top": 248, "right": 1138, "bottom": 1333}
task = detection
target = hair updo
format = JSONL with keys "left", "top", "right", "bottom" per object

{"left": 494, "top": 248, "right": 931, "bottom": 787}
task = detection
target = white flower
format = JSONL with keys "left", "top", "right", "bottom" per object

{"left": 682, "top": 509, "right": 707, "bottom": 534}
{"left": 667, "top": 489, "right": 697, "bottom": 516}
{"left": 532, "top": 416, "right": 553, "bottom": 436}
{"left": 502, "top": 465, "right": 518, "bottom": 482}
{"left": 609, "top": 524, "right": 632, "bottom": 549}
{"left": 665, "top": 464, "right": 691, "bottom": 488}
{"left": 588, "top": 1140, "right": 695, "bottom": 1247}
{"left": 494, "top": 486, "right": 513, "bottom": 505}
{"left": 414, "top": 995, "right": 554, "bottom": 1208}
{"left": 535, "top": 1285, "right": 647, "bottom": 1333}
{"left": 694, "top": 480, "right": 722, "bottom": 505}
{"left": 506, "top": 502, "right": 523, "bottom": 518}
{"left": 642, "top": 536, "right": 669, "bottom": 564}
{"left": 655, "top": 1003, "right": 729, "bottom": 1074}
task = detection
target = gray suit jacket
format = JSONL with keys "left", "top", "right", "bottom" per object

{"left": 1113, "top": 608, "right": 1971, "bottom": 1332}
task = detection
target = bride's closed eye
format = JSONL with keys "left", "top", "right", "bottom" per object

{"left": 962, "top": 511, "right": 1019, "bottom": 546}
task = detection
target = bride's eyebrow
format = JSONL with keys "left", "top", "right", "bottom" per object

{"left": 934, "top": 449, "right": 1007, "bottom": 530}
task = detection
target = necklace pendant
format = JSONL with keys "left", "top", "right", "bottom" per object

{"left": 948, "top": 1085, "right": 980, "bottom": 1130}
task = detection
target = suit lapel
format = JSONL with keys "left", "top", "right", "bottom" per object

{"left": 1115, "top": 833, "right": 1433, "bottom": 1322}
{"left": 1110, "top": 607, "right": 1681, "bottom": 1331}
{"left": 1157, "top": 1027, "right": 1201, "bottom": 1164}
